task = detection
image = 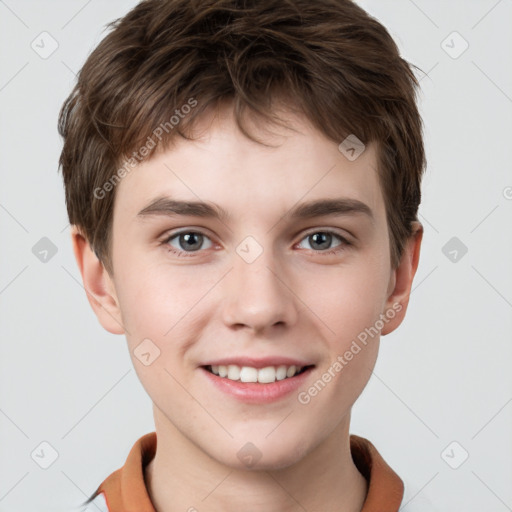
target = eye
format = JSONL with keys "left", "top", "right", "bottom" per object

{"left": 161, "top": 228, "right": 352, "bottom": 258}
{"left": 296, "top": 230, "right": 351, "bottom": 255}
{"left": 163, "top": 230, "right": 214, "bottom": 256}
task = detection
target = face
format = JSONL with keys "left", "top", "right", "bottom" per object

{"left": 86, "top": 105, "right": 412, "bottom": 470}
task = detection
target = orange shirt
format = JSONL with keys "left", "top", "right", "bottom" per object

{"left": 82, "top": 432, "right": 407, "bottom": 511}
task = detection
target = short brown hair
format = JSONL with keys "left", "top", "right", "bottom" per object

{"left": 58, "top": 0, "right": 426, "bottom": 276}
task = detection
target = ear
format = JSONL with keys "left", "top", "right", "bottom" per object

{"left": 381, "top": 221, "right": 423, "bottom": 336}
{"left": 70, "top": 226, "right": 125, "bottom": 335}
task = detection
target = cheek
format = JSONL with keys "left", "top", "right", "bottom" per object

{"left": 306, "top": 257, "right": 390, "bottom": 345}
{"left": 297, "top": 266, "right": 385, "bottom": 421}
{"left": 114, "top": 264, "right": 205, "bottom": 401}
{"left": 113, "top": 258, "right": 217, "bottom": 350}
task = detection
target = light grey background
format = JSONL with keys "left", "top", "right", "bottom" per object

{"left": 0, "top": 1, "right": 511, "bottom": 511}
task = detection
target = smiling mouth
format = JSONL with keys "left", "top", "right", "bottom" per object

{"left": 202, "top": 364, "right": 314, "bottom": 384}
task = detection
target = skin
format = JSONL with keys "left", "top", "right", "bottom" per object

{"left": 72, "top": 103, "right": 422, "bottom": 512}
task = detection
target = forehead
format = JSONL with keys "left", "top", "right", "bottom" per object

{"left": 113, "top": 106, "right": 384, "bottom": 227}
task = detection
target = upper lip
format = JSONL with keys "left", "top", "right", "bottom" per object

{"left": 201, "top": 357, "right": 315, "bottom": 369}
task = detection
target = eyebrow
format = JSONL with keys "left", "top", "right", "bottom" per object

{"left": 137, "top": 196, "right": 373, "bottom": 222}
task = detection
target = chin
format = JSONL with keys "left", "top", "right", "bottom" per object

{"left": 210, "top": 435, "right": 311, "bottom": 472}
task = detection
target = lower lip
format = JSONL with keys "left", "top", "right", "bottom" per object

{"left": 200, "top": 366, "right": 314, "bottom": 404}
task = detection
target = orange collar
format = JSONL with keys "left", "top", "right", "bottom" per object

{"left": 95, "top": 432, "right": 404, "bottom": 511}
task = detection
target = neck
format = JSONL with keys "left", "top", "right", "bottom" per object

{"left": 145, "top": 408, "right": 368, "bottom": 512}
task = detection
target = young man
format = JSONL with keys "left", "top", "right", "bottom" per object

{"left": 59, "top": 0, "right": 430, "bottom": 510}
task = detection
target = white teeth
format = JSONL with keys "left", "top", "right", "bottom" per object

{"left": 208, "top": 364, "right": 305, "bottom": 383}
{"left": 240, "top": 366, "right": 258, "bottom": 383}
{"left": 257, "top": 366, "right": 276, "bottom": 383}
{"left": 286, "top": 365, "right": 297, "bottom": 378}
{"left": 227, "top": 365, "right": 240, "bottom": 380}
{"left": 276, "top": 365, "right": 287, "bottom": 380}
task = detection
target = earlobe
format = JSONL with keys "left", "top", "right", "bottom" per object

{"left": 70, "top": 226, "right": 125, "bottom": 335}
{"left": 381, "top": 222, "right": 423, "bottom": 336}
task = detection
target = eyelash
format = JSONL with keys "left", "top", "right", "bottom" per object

{"left": 160, "top": 229, "right": 352, "bottom": 258}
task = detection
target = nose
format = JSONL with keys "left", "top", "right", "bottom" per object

{"left": 221, "top": 244, "right": 299, "bottom": 334}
